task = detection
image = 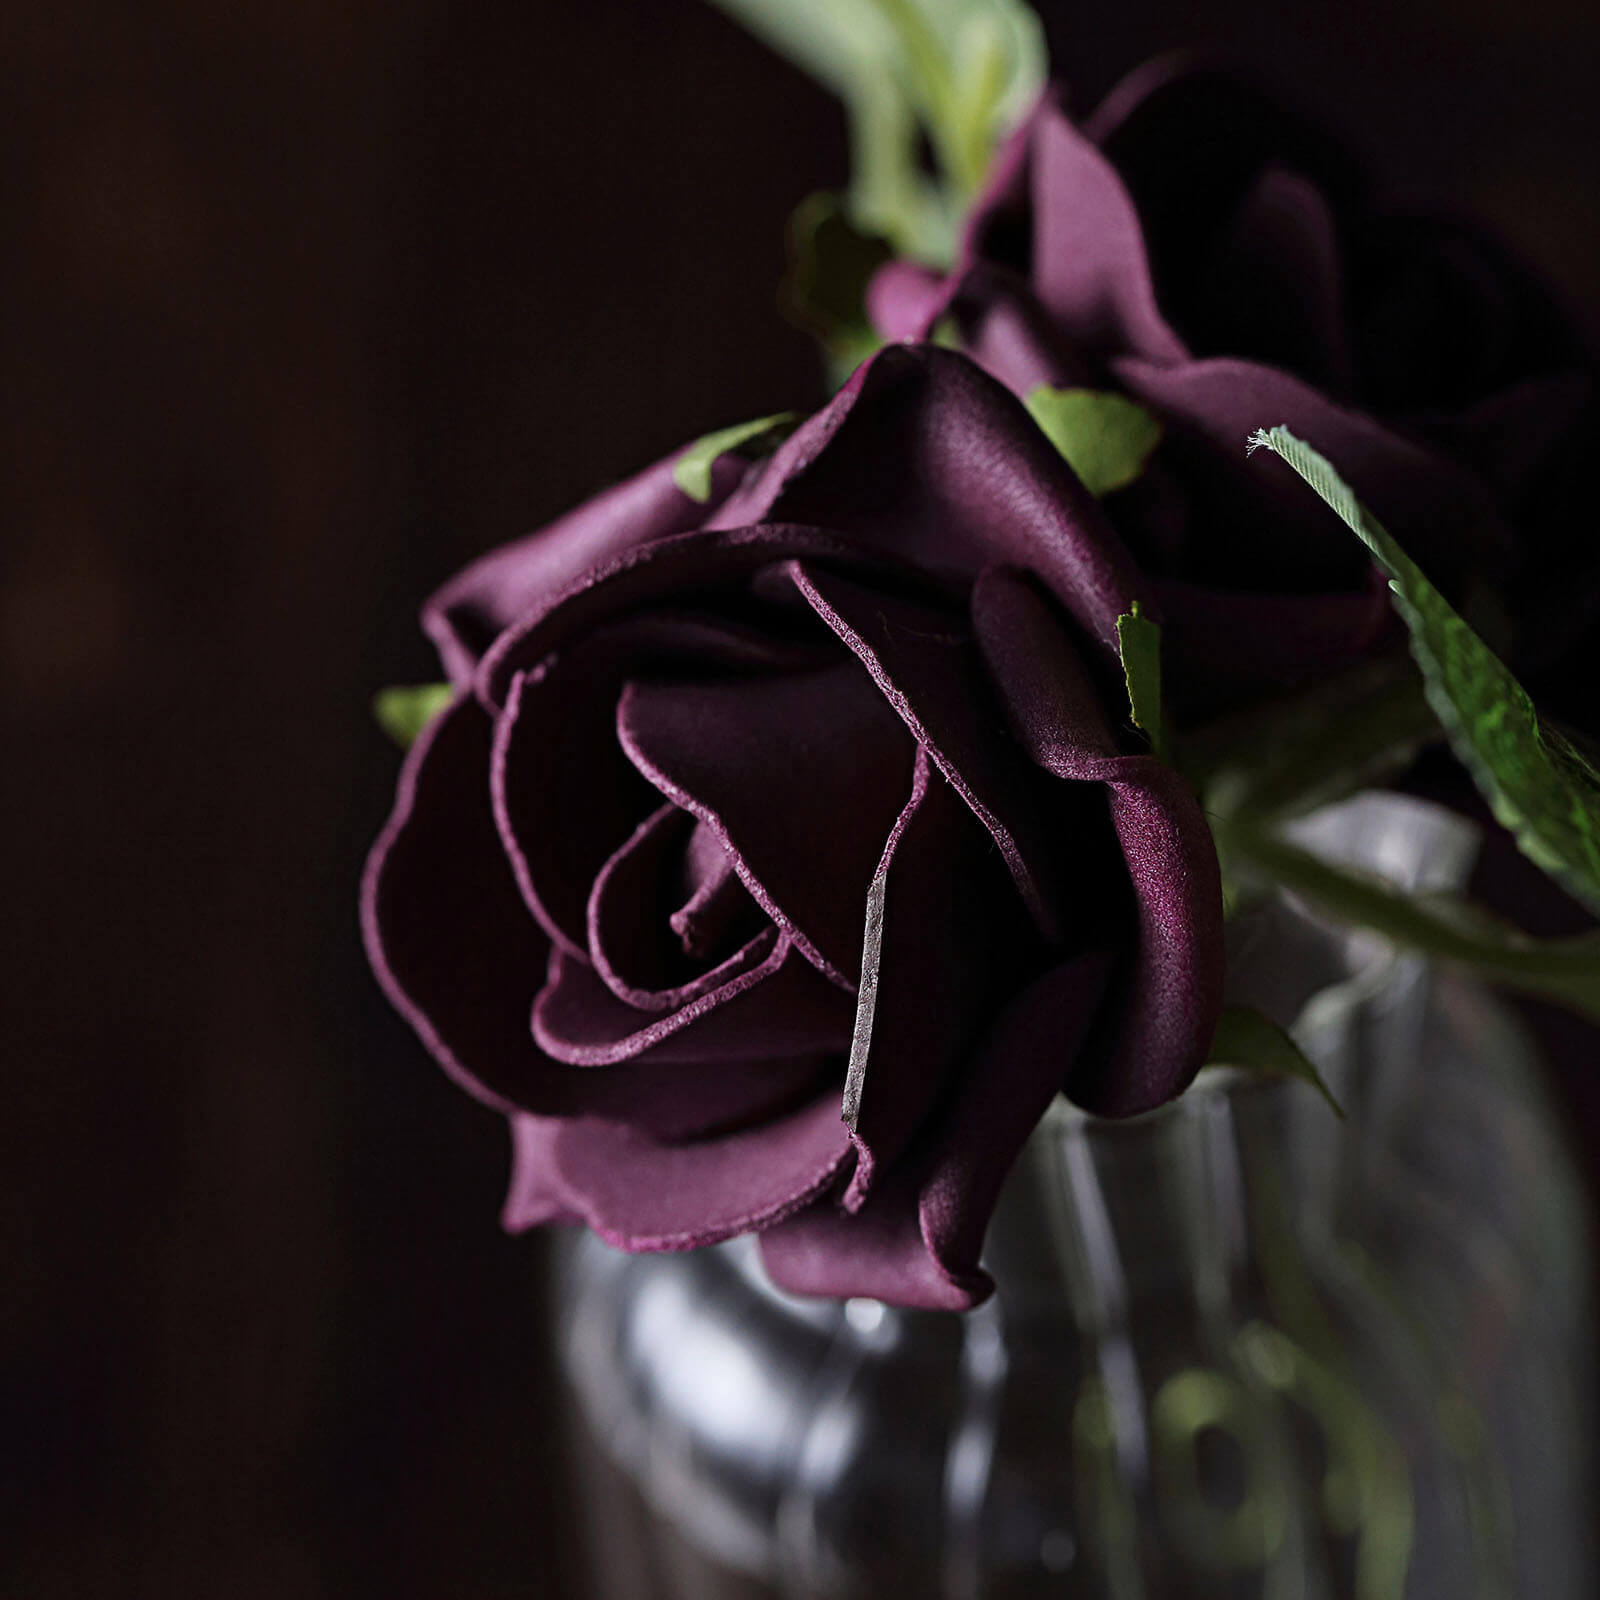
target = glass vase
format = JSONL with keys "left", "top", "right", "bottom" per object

{"left": 554, "top": 795, "right": 1593, "bottom": 1598}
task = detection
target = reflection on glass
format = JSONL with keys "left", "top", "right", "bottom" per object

{"left": 558, "top": 796, "right": 1592, "bottom": 1598}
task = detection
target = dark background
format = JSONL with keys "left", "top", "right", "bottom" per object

{"left": 4, "top": 1, "right": 1598, "bottom": 1595}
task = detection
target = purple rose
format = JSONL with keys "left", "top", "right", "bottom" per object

{"left": 870, "top": 58, "right": 1599, "bottom": 724}
{"left": 363, "top": 345, "right": 1223, "bottom": 1310}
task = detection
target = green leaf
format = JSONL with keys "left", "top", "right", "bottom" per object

{"left": 706, "top": 0, "right": 1045, "bottom": 264}
{"left": 374, "top": 682, "right": 452, "bottom": 749}
{"left": 1026, "top": 387, "right": 1164, "bottom": 498}
{"left": 1206, "top": 1005, "right": 1345, "bottom": 1117}
{"left": 673, "top": 412, "right": 798, "bottom": 503}
{"left": 1250, "top": 425, "right": 1600, "bottom": 916}
{"left": 1223, "top": 820, "right": 1600, "bottom": 1024}
{"left": 1115, "top": 600, "right": 1167, "bottom": 761}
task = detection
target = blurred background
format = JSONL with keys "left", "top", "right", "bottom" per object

{"left": 4, "top": 1, "right": 1598, "bottom": 1594}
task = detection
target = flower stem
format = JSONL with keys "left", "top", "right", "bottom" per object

{"left": 1223, "top": 822, "right": 1600, "bottom": 1023}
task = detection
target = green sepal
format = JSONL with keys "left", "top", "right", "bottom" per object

{"left": 673, "top": 412, "right": 798, "bottom": 503}
{"left": 1115, "top": 600, "right": 1167, "bottom": 761}
{"left": 1250, "top": 425, "right": 1600, "bottom": 916}
{"left": 374, "top": 682, "right": 452, "bottom": 750}
{"left": 1206, "top": 1005, "right": 1344, "bottom": 1117}
{"left": 1026, "top": 387, "right": 1164, "bottom": 498}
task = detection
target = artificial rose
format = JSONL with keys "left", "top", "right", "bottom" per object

{"left": 363, "top": 344, "right": 1223, "bottom": 1310}
{"left": 870, "top": 57, "right": 1600, "bottom": 727}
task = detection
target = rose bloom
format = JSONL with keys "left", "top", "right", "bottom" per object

{"left": 363, "top": 345, "right": 1222, "bottom": 1310}
{"left": 871, "top": 58, "right": 1600, "bottom": 727}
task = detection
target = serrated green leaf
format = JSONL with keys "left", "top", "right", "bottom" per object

{"left": 1026, "top": 388, "right": 1164, "bottom": 499}
{"left": 1250, "top": 425, "right": 1600, "bottom": 916}
{"left": 1115, "top": 601, "right": 1166, "bottom": 760}
{"left": 1207, "top": 1005, "right": 1344, "bottom": 1117}
{"left": 673, "top": 412, "right": 798, "bottom": 503}
{"left": 374, "top": 682, "right": 452, "bottom": 749}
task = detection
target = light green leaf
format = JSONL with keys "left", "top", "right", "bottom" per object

{"left": 1115, "top": 600, "right": 1167, "bottom": 760}
{"left": 374, "top": 683, "right": 452, "bottom": 750}
{"left": 1207, "top": 1005, "right": 1344, "bottom": 1117}
{"left": 707, "top": 0, "right": 1045, "bottom": 264}
{"left": 673, "top": 412, "right": 798, "bottom": 503}
{"left": 1026, "top": 387, "right": 1164, "bottom": 498}
{"left": 1250, "top": 425, "right": 1600, "bottom": 916}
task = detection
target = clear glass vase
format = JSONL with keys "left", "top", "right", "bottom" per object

{"left": 554, "top": 795, "right": 1593, "bottom": 1598}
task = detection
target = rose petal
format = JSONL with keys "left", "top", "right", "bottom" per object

{"left": 972, "top": 569, "right": 1224, "bottom": 1112}
{"left": 533, "top": 939, "right": 853, "bottom": 1067}
{"left": 586, "top": 803, "right": 769, "bottom": 1011}
{"left": 786, "top": 560, "right": 1071, "bottom": 940}
{"left": 670, "top": 818, "right": 754, "bottom": 960}
{"left": 717, "top": 344, "right": 1144, "bottom": 663}
{"left": 503, "top": 1094, "right": 853, "bottom": 1252}
{"left": 1025, "top": 99, "right": 1188, "bottom": 365}
{"left": 361, "top": 694, "right": 550, "bottom": 1113}
{"left": 760, "top": 951, "right": 1114, "bottom": 1310}
{"left": 1085, "top": 59, "right": 1363, "bottom": 361}
{"left": 867, "top": 260, "right": 950, "bottom": 342}
{"left": 1152, "top": 571, "right": 1396, "bottom": 716}
{"left": 1199, "top": 164, "right": 1351, "bottom": 393}
{"left": 499, "top": 1115, "right": 580, "bottom": 1230}
{"left": 841, "top": 749, "right": 1034, "bottom": 1212}
{"left": 1114, "top": 354, "right": 1514, "bottom": 593}
{"left": 490, "top": 611, "right": 834, "bottom": 957}
{"left": 955, "top": 85, "right": 1046, "bottom": 276}
{"left": 365, "top": 696, "right": 836, "bottom": 1139}
{"left": 584, "top": 1044, "right": 846, "bottom": 1146}
{"left": 948, "top": 264, "right": 1094, "bottom": 396}
{"left": 424, "top": 451, "right": 747, "bottom": 685}
{"left": 478, "top": 523, "right": 884, "bottom": 710}
{"left": 615, "top": 661, "right": 917, "bottom": 985}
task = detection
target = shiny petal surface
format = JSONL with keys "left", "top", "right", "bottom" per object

{"left": 972, "top": 569, "right": 1224, "bottom": 1112}
{"left": 718, "top": 345, "right": 1145, "bottom": 662}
